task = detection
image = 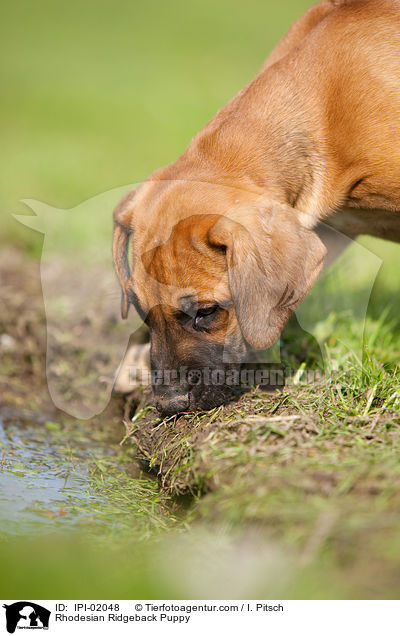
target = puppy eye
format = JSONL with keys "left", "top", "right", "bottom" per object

{"left": 193, "top": 304, "right": 220, "bottom": 330}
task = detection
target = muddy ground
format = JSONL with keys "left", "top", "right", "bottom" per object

{"left": 0, "top": 248, "right": 126, "bottom": 433}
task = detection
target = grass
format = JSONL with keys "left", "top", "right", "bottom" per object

{"left": 124, "top": 315, "right": 400, "bottom": 599}
{"left": 1, "top": 0, "right": 400, "bottom": 600}
{"left": 2, "top": 342, "right": 400, "bottom": 599}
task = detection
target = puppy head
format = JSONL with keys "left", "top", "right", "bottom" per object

{"left": 113, "top": 183, "right": 325, "bottom": 415}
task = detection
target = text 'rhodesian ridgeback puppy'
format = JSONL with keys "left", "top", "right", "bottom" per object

{"left": 113, "top": 0, "right": 400, "bottom": 416}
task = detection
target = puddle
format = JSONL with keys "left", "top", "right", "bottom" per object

{"left": 0, "top": 418, "right": 177, "bottom": 538}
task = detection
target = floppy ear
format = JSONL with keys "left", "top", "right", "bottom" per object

{"left": 112, "top": 189, "right": 136, "bottom": 319}
{"left": 208, "top": 202, "right": 326, "bottom": 348}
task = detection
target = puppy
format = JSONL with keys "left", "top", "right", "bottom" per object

{"left": 113, "top": 0, "right": 400, "bottom": 415}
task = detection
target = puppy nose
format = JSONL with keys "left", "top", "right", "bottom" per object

{"left": 155, "top": 395, "right": 190, "bottom": 417}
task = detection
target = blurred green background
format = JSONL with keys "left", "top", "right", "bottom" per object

{"left": 0, "top": 0, "right": 312, "bottom": 249}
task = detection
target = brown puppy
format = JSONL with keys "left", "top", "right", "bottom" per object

{"left": 113, "top": 0, "right": 400, "bottom": 415}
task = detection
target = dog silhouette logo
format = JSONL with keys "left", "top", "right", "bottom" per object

{"left": 2, "top": 602, "right": 51, "bottom": 633}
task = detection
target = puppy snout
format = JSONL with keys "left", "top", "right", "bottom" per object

{"left": 155, "top": 391, "right": 190, "bottom": 417}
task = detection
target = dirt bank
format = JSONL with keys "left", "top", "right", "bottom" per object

{"left": 0, "top": 248, "right": 125, "bottom": 432}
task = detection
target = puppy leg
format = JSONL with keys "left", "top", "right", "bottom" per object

{"left": 114, "top": 342, "right": 150, "bottom": 393}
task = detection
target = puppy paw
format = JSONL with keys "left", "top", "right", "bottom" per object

{"left": 113, "top": 342, "right": 151, "bottom": 393}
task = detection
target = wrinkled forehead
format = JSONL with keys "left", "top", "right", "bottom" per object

{"left": 132, "top": 178, "right": 253, "bottom": 243}
{"left": 129, "top": 179, "right": 256, "bottom": 313}
{"left": 134, "top": 215, "right": 229, "bottom": 313}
